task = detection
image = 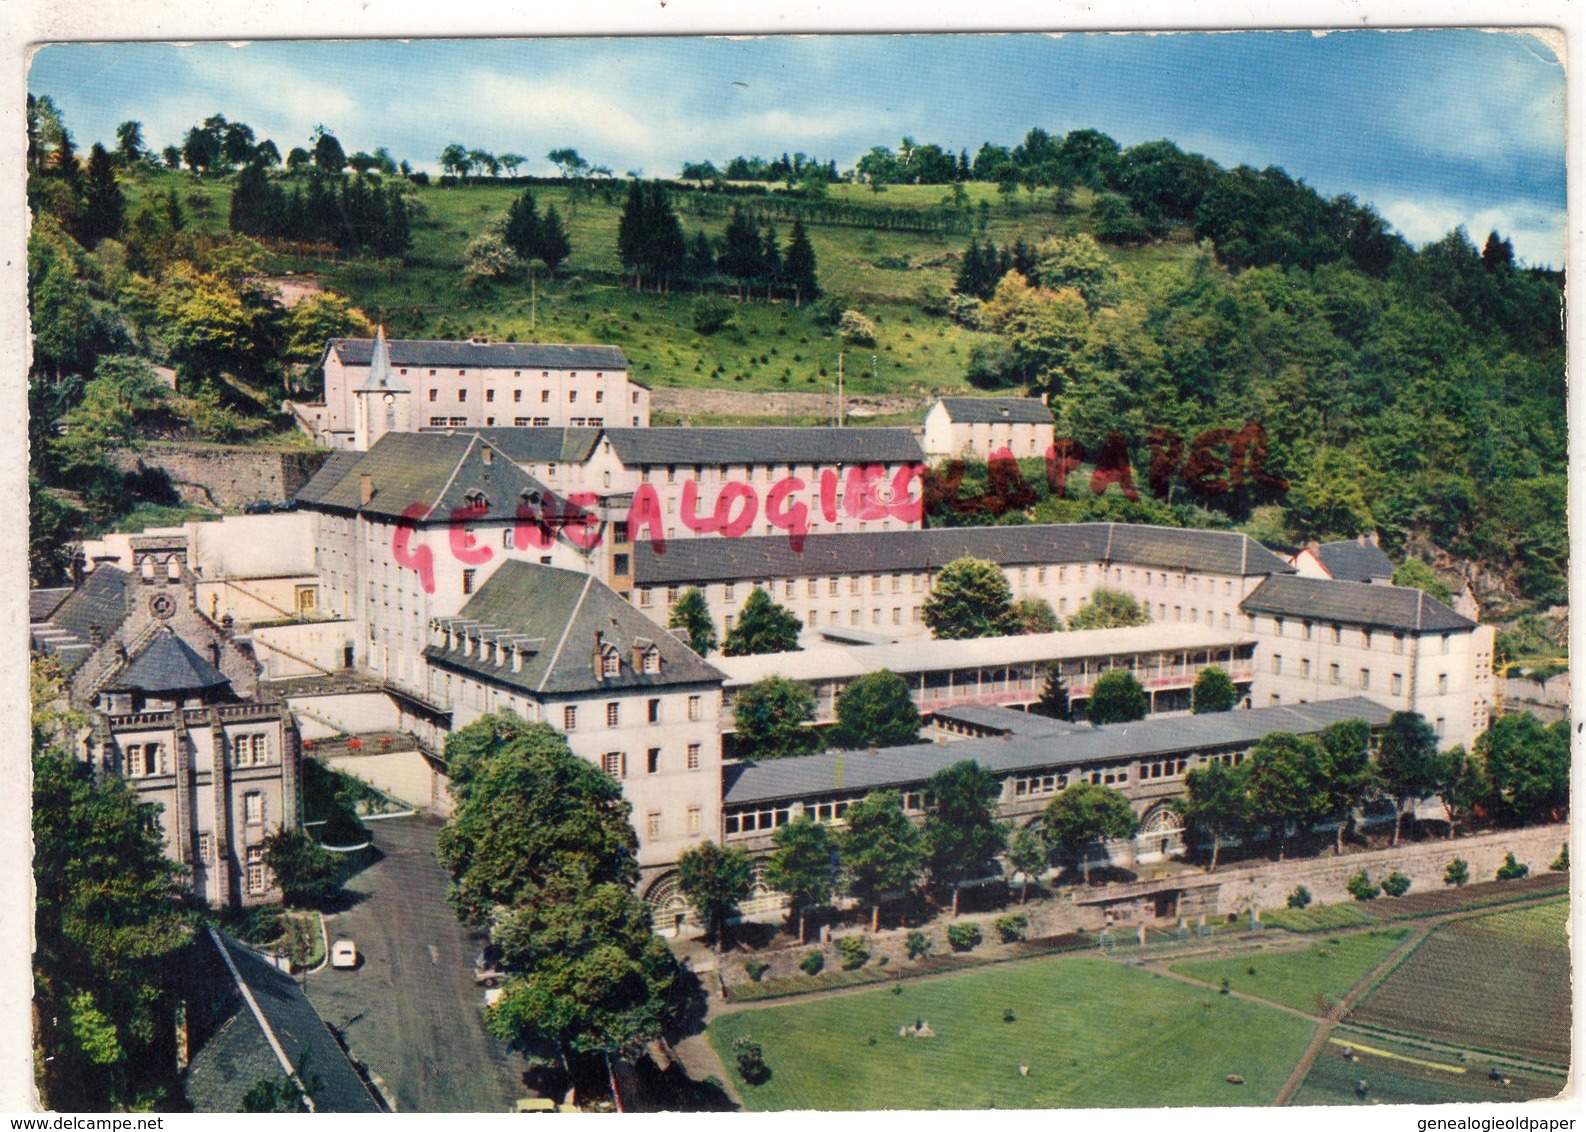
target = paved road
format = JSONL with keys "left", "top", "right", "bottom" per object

{"left": 304, "top": 816, "right": 533, "bottom": 1113}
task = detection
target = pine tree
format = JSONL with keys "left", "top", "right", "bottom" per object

{"left": 504, "top": 188, "right": 541, "bottom": 261}
{"left": 80, "top": 143, "right": 124, "bottom": 245}
{"left": 722, "top": 207, "right": 763, "bottom": 300}
{"left": 954, "top": 238, "right": 984, "bottom": 296}
{"left": 761, "top": 223, "right": 783, "bottom": 300}
{"left": 537, "top": 205, "right": 570, "bottom": 273}
{"left": 616, "top": 180, "right": 647, "bottom": 288}
{"left": 1031, "top": 667, "right": 1071, "bottom": 720}
{"left": 784, "top": 219, "right": 818, "bottom": 307}
{"left": 228, "top": 160, "right": 278, "bottom": 238}
{"left": 686, "top": 230, "right": 715, "bottom": 290}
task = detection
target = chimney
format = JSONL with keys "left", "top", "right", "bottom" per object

{"left": 359, "top": 473, "right": 374, "bottom": 506}
{"left": 482, "top": 445, "right": 494, "bottom": 466}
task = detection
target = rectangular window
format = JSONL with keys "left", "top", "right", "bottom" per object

{"left": 1438, "top": 673, "right": 1449, "bottom": 694}
{"left": 198, "top": 832, "right": 213, "bottom": 862}
{"left": 533, "top": 417, "right": 549, "bottom": 427}
{"left": 244, "top": 792, "right": 263, "bottom": 825}
{"left": 1332, "top": 625, "right": 1343, "bottom": 644}
{"left": 724, "top": 615, "right": 735, "bottom": 631}
{"left": 485, "top": 388, "right": 495, "bottom": 403}
{"left": 647, "top": 748, "right": 661, "bottom": 774}
{"left": 687, "top": 807, "right": 702, "bottom": 835}
{"left": 648, "top": 698, "right": 661, "bottom": 723}
{"left": 1303, "top": 621, "right": 1314, "bottom": 640}
{"left": 829, "top": 578, "right": 840, "bottom": 596}
{"left": 569, "top": 390, "right": 578, "bottom": 403}
{"left": 1435, "top": 717, "right": 1446, "bottom": 738}
{"left": 647, "top": 812, "right": 661, "bottom": 839}
{"left": 807, "top": 579, "right": 819, "bottom": 597}
{"left": 638, "top": 587, "right": 652, "bottom": 608}
{"left": 1273, "top": 618, "right": 1284, "bottom": 637}
{"left": 688, "top": 695, "right": 702, "bottom": 721}
{"left": 428, "top": 388, "right": 438, "bottom": 402}
{"left": 724, "top": 583, "right": 736, "bottom": 602}
{"left": 602, "top": 751, "right": 625, "bottom": 777}
{"left": 1359, "top": 668, "right": 1371, "bottom": 690}
{"left": 458, "top": 389, "right": 467, "bottom": 402}
{"left": 687, "top": 742, "right": 701, "bottom": 770}
{"left": 563, "top": 705, "right": 577, "bottom": 730}
{"left": 541, "top": 389, "right": 550, "bottom": 402}
{"left": 1393, "top": 633, "right": 1405, "bottom": 655}
{"left": 514, "top": 389, "right": 523, "bottom": 402}
{"left": 1329, "top": 663, "right": 1341, "bottom": 685}
{"left": 1392, "top": 673, "right": 1404, "bottom": 695}
{"left": 462, "top": 568, "right": 477, "bottom": 595}
{"left": 1271, "top": 655, "right": 1282, "bottom": 675}
{"left": 613, "top": 553, "right": 630, "bottom": 577}
{"left": 607, "top": 702, "right": 620, "bottom": 727}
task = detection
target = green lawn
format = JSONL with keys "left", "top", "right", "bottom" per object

{"left": 1260, "top": 901, "right": 1376, "bottom": 934}
{"left": 1170, "top": 928, "right": 1411, "bottom": 1015}
{"left": 708, "top": 954, "right": 1317, "bottom": 1110}
{"left": 1454, "top": 897, "right": 1568, "bottom": 948}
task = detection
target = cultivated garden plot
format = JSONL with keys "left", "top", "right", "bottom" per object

{"left": 708, "top": 954, "right": 1317, "bottom": 1110}
{"left": 1294, "top": 1029, "right": 1566, "bottom": 1106}
{"left": 1346, "top": 900, "right": 1571, "bottom": 1067}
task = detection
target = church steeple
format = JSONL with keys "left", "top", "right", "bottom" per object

{"left": 353, "top": 326, "right": 410, "bottom": 450}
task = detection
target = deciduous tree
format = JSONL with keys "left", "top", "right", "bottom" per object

{"left": 1005, "top": 827, "right": 1047, "bottom": 902}
{"left": 721, "top": 588, "right": 802, "bottom": 656}
{"left": 731, "top": 676, "right": 816, "bottom": 761}
{"left": 1066, "top": 587, "right": 1148, "bottom": 630}
{"left": 922, "top": 760, "right": 1009, "bottom": 914}
{"left": 840, "top": 791, "right": 923, "bottom": 931}
{"left": 1085, "top": 670, "right": 1148, "bottom": 724}
{"left": 676, "top": 840, "right": 753, "bottom": 951}
{"left": 1176, "top": 759, "right": 1246, "bottom": 871}
{"left": 260, "top": 829, "right": 342, "bottom": 908}
{"left": 1043, "top": 781, "right": 1139, "bottom": 884}
{"left": 1191, "top": 666, "right": 1237, "bottom": 714}
{"left": 1375, "top": 711, "right": 1441, "bottom": 845}
{"left": 832, "top": 669, "right": 920, "bottom": 749}
{"left": 764, "top": 817, "right": 836, "bottom": 942}
{"left": 667, "top": 587, "right": 717, "bottom": 656}
{"left": 1243, "top": 732, "right": 1330, "bottom": 858}
{"left": 921, "top": 556, "right": 1016, "bottom": 639}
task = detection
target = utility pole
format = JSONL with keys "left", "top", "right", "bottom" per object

{"left": 836, "top": 351, "right": 844, "bottom": 428}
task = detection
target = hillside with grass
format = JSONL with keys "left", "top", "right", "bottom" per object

{"left": 26, "top": 104, "right": 1567, "bottom": 626}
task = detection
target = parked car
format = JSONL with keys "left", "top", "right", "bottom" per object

{"left": 330, "top": 939, "right": 359, "bottom": 969}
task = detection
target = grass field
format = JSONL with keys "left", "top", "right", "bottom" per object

{"left": 1293, "top": 1029, "right": 1566, "bottom": 1106}
{"left": 1171, "top": 928, "right": 1411, "bottom": 1015}
{"left": 1348, "top": 899, "right": 1571, "bottom": 1067}
{"left": 708, "top": 954, "right": 1317, "bottom": 1110}
{"left": 117, "top": 170, "right": 1207, "bottom": 409}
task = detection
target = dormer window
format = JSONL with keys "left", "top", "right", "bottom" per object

{"left": 640, "top": 648, "right": 661, "bottom": 675}
{"left": 601, "top": 647, "right": 621, "bottom": 677}
{"left": 463, "top": 489, "right": 488, "bottom": 511}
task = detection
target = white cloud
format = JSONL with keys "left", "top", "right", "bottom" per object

{"left": 1373, "top": 194, "right": 1566, "bottom": 268}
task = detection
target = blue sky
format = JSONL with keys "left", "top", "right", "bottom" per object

{"left": 28, "top": 30, "right": 1566, "bottom": 265}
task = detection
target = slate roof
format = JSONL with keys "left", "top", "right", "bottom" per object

{"left": 354, "top": 326, "right": 408, "bottom": 394}
{"left": 722, "top": 697, "right": 1394, "bottom": 806}
{"left": 294, "top": 432, "right": 552, "bottom": 522}
{"left": 105, "top": 628, "right": 230, "bottom": 693}
{"left": 1241, "top": 574, "right": 1474, "bottom": 632}
{"left": 184, "top": 930, "right": 380, "bottom": 1113}
{"left": 633, "top": 524, "right": 1293, "bottom": 585}
{"left": 424, "top": 426, "right": 603, "bottom": 464}
{"left": 425, "top": 561, "right": 725, "bottom": 695}
{"left": 601, "top": 427, "right": 925, "bottom": 467}
{"left": 327, "top": 337, "right": 628, "bottom": 372}
{"left": 31, "top": 567, "right": 131, "bottom": 672}
{"left": 1313, "top": 539, "right": 1397, "bottom": 582}
{"left": 928, "top": 703, "right": 1090, "bottom": 738}
{"left": 29, "top": 587, "right": 72, "bottom": 623}
{"left": 935, "top": 396, "right": 1054, "bottom": 425}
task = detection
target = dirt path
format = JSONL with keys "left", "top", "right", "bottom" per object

{"left": 1270, "top": 925, "right": 1432, "bottom": 1106}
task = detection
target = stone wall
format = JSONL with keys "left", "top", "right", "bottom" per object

{"left": 115, "top": 443, "right": 329, "bottom": 510}
{"left": 1205, "top": 822, "right": 1569, "bottom": 915}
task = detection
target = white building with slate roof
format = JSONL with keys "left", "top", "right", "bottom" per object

{"left": 922, "top": 395, "right": 1056, "bottom": 460}
{"left": 295, "top": 333, "right": 649, "bottom": 449}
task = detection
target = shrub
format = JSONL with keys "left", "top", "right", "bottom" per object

{"left": 1381, "top": 872, "right": 1412, "bottom": 898}
{"left": 838, "top": 309, "right": 877, "bottom": 345}
{"left": 693, "top": 298, "right": 736, "bottom": 336}
{"left": 1287, "top": 885, "right": 1313, "bottom": 910}
{"left": 1002, "top": 1007, "right": 1016, "bottom": 1023}
{"left": 733, "top": 1037, "right": 770, "bottom": 1085}
{"left": 745, "top": 960, "right": 769, "bottom": 983}
{"left": 1495, "top": 852, "right": 1530, "bottom": 881}
{"left": 1444, "top": 858, "right": 1469, "bottom": 886}
{"left": 905, "top": 930, "right": 932, "bottom": 960}
{"left": 836, "top": 935, "right": 870, "bottom": 971}
{"left": 947, "top": 922, "right": 982, "bottom": 952}
{"left": 799, "top": 949, "right": 825, "bottom": 976}
{"left": 1346, "top": 870, "right": 1381, "bottom": 902}
{"left": 994, "top": 913, "right": 1029, "bottom": 943}
{"left": 1550, "top": 844, "right": 1569, "bottom": 872}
